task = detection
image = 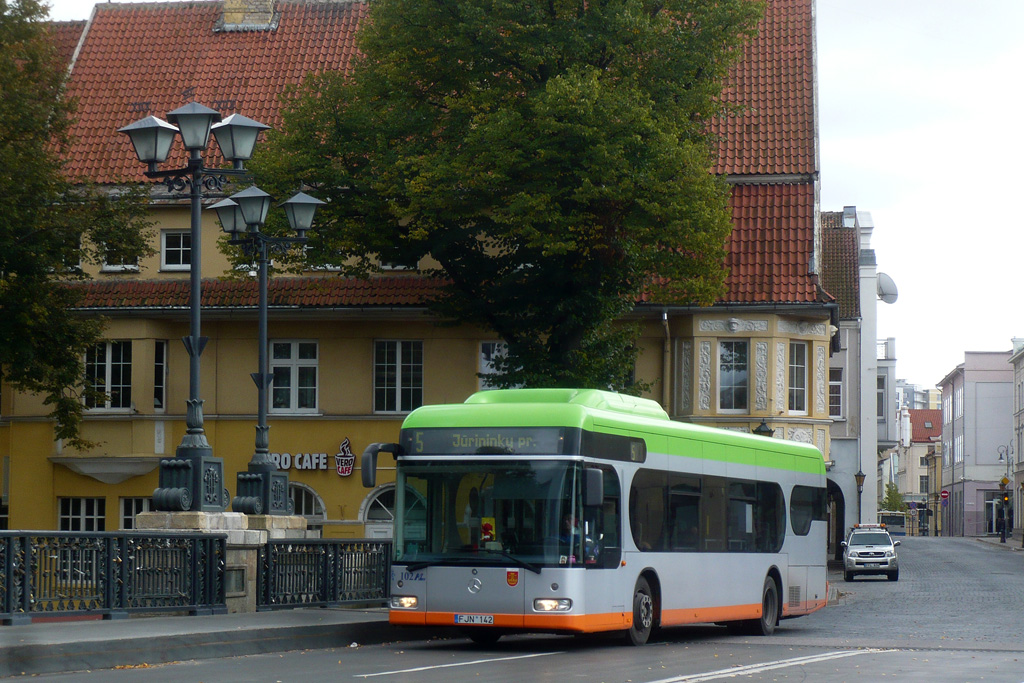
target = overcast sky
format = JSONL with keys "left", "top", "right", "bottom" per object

{"left": 42, "top": 0, "right": 1024, "bottom": 388}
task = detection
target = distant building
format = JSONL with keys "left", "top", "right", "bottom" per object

{"left": 938, "top": 352, "right": 1013, "bottom": 536}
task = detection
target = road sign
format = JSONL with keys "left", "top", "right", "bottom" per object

{"left": 940, "top": 489, "right": 949, "bottom": 500}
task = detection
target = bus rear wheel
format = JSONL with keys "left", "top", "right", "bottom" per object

{"left": 625, "top": 576, "right": 654, "bottom": 646}
{"left": 730, "top": 575, "right": 779, "bottom": 636}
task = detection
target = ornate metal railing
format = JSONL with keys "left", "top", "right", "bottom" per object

{"left": 1, "top": 532, "right": 226, "bottom": 624}
{"left": 257, "top": 539, "right": 391, "bottom": 609}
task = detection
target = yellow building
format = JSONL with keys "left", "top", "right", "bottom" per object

{"left": 0, "top": 0, "right": 833, "bottom": 535}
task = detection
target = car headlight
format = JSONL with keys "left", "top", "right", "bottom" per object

{"left": 534, "top": 598, "right": 572, "bottom": 612}
{"left": 848, "top": 550, "right": 859, "bottom": 558}
{"left": 885, "top": 550, "right": 894, "bottom": 558}
{"left": 391, "top": 595, "right": 418, "bottom": 609}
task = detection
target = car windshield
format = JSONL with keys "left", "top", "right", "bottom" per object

{"left": 849, "top": 532, "right": 891, "bottom": 546}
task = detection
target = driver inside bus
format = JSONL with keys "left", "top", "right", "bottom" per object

{"left": 559, "top": 514, "right": 595, "bottom": 558}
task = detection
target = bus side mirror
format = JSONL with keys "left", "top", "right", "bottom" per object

{"left": 361, "top": 442, "right": 403, "bottom": 488}
{"left": 583, "top": 467, "right": 604, "bottom": 508}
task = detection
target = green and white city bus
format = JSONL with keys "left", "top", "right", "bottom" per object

{"left": 362, "top": 388, "right": 827, "bottom": 645}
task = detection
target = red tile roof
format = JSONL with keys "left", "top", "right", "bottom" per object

{"left": 63, "top": 1, "right": 366, "bottom": 183}
{"left": 46, "top": 20, "right": 86, "bottom": 68}
{"left": 909, "top": 409, "right": 942, "bottom": 443}
{"left": 75, "top": 275, "right": 442, "bottom": 309}
{"left": 820, "top": 212, "right": 861, "bottom": 320}
{"left": 722, "top": 183, "right": 823, "bottom": 304}
{"left": 58, "top": 0, "right": 821, "bottom": 310}
{"left": 712, "top": 0, "right": 815, "bottom": 176}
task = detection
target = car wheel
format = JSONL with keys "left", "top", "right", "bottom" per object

{"left": 844, "top": 570, "right": 854, "bottom": 582}
{"left": 625, "top": 576, "right": 654, "bottom": 646}
{"left": 888, "top": 569, "right": 899, "bottom": 581}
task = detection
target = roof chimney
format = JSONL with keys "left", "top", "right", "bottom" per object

{"left": 222, "top": 0, "right": 275, "bottom": 29}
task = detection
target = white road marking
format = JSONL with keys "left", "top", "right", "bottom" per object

{"left": 648, "top": 648, "right": 897, "bottom": 682}
{"left": 353, "top": 651, "right": 565, "bottom": 678}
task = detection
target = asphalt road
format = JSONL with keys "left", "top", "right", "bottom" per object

{"left": 18, "top": 537, "right": 1024, "bottom": 682}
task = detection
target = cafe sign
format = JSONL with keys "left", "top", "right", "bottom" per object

{"left": 269, "top": 438, "right": 356, "bottom": 477}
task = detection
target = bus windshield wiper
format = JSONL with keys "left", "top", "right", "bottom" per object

{"left": 479, "top": 548, "right": 542, "bottom": 574}
{"left": 403, "top": 551, "right": 541, "bottom": 574}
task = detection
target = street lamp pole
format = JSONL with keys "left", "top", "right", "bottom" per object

{"left": 119, "top": 103, "right": 268, "bottom": 512}
{"left": 213, "top": 189, "right": 323, "bottom": 515}
{"left": 998, "top": 444, "right": 1013, "bottom": 543}
{"left": 854, "top": 469, "right": 866, "bottom": 525}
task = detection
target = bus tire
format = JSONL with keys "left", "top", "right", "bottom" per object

{"left": 625, "top": 576, "right": 654, "bottom": 646}
{"left": 731, "top": 575, "right": 779, "bottom": 636}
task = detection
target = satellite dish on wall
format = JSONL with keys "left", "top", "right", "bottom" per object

{"left": 877, "top": 272, "right": 898, "bottom": 304}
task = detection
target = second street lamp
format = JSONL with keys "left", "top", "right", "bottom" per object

{"left": 119, "top": 102, "right": 267, "bottom": 512}
{"left": 214, "top": 187, "right": 324, "bottom": 515}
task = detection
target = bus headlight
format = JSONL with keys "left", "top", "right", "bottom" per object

{"left": 391, "top": 596, "right": 418, "bottom": 609}
{"left": 534, "top": 598, "right": 572, "bottom": 612}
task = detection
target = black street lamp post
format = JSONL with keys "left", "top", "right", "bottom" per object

{"left": 213, "top": 188, "right": 323, "bottom": 515}
{"left": 998, "top": 444, "right": 1013, "bottom": 543}
{"left": 854, "top": 469, "right": 866, "bottom": 525}
{"left": 120, "top": 102, "right": 268, "bottom": 512}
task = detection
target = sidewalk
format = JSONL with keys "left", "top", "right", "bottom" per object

{"left": 0, "top": 607, "right": 409, "bottom": 678}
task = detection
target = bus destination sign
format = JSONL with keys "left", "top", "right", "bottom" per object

{"left": 401, "top": 427, "right": 580, "bottom": 456}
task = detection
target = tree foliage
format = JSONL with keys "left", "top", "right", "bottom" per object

{"left": 0, "top": 0, "right": 153, "bottom": 447}
{"left": 256, "top": 0, "right": 763, "bottom": 391}
{"left": 881, "top": 482, "right": 907, "bottom": 513}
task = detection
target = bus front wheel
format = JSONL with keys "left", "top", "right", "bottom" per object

{"left": 625, "top": 576, "right": 654, "bottom": 646}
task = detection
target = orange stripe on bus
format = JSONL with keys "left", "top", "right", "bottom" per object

{"left": 660, "top": 603, "right": 760, "bottom": 627}
{"left": 781, "top": 598, "right": 826, "bottom": 617}
{"left": 391, "top": 611, "right": 630, "bottom": 632}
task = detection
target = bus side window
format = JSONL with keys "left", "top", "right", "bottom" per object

{"left": 702, "top": 477, "right": 728, "bottom": 552}
{"left": 629, "top": 469, "right": 666, "bottom": 552}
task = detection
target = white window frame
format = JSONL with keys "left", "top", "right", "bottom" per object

{"left": 374, "top": 340, "right": 423, "bottom": 414}
{"left": 788, "top": 341, "right": 808, "bottom": 415}
{"left": 59, "top": 497, "right": 106, "bottom": 531}
{"left": 717, "top": 340, "right": 749, "bottom": 414}
{"left": 160, "top": 230, "right": 191, "bottom": 272}
{"left": 85, "top": 340, "right": 132, "bottom": 411}
{"left": 479, "top": 341, "right": 508, "bottom": 390}
{"left": 154, "top": 340, "right": 167, "bottom": 412}
{"left": 270, "top": 340, "right": 319, "bottom": 414}
{"left": 828, "top": 367, "right": 843, "bottom": 418}
{"left": 120, "top": 497, "right": 152, "bottom": 530}
{"left": 878, "top": 375, "right": 887, "bottom": 418}
{"left": 100, "top": 244, "right": 139, "bottom": 273}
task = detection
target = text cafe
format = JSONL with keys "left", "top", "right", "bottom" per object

{"left": 270, "top": 439, "right": 357, "bottom": 476}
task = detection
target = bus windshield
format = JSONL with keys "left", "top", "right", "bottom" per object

{"left": 394, "top": 459, "right": 597, "bottom": 570}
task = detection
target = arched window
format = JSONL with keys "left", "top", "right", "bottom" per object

{"left": 362, "top": 485, "right": 426, "bottom": 539}
{"left": 289, "top": 482, "right": 326, "bottom": 533}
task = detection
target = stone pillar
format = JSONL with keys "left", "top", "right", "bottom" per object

{"left": 136, "top": 511, "right": 265, "bottom": 613}
{"left": 135, "top": 512, "right": 312, "bottom": 613}
{"left": 247, "top": 514, "right": 316, "bottom": 540}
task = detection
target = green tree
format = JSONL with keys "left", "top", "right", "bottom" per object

{"left": 881, "top": 482, "right": 907, "bottom": 513}
{"left": 0, "top": 0, "right": 152, "bottom": 447}
{"left": 256, "top": 0, "right": 763, "bottom": 391}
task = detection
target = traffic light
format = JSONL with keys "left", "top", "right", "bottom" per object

{"left": 1004, "top": 493, "right": 1011, "bottom": 504}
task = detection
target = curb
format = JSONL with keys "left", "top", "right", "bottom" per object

{"left": 0, "top": 613, "right": 411, "bottom": 678}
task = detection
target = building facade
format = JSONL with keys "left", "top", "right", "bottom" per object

{"left": 0, "top": 0, "right": 845, "bottom": 535}
{"left": 938, "top": 352, "right": 1013, "bottom": 536}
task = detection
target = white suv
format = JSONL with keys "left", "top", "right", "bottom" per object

{"left": 841, "top": 527, "right": 900, "bottom": 582}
